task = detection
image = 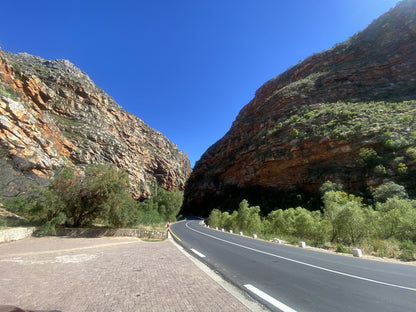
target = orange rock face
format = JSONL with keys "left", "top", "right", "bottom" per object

{"left": 182, "top": 1, "right": 416, "bottom": 216}
{"left": 0, "top": 51, "right": 191, "bottom": 199}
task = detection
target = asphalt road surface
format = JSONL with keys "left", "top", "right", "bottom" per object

{"left": 170, "top": 220, "right": 416, "bottom": 312}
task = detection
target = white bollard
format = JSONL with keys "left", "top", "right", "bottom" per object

{"left": 299, "top": 241, "right": 306, "bottom": 248}
{"left": 222, "top": 228, "right": 225, "bottom": 232}
{"left": 253, "top": 234, "right": 257, "bottom": 239}
{"left": 352, "top": 248, "right": 363, "bottom": 257}
{"left": 215, "top": 227, "right": 218, "bottom": 230}
{"left": 229, "top": 230, "right": 233, "bottom": 234}
{"left": 239, "top": 232, "right": 243, "bottom": 236}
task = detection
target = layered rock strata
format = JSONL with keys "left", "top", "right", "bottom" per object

{"left": 182, "top": 0, "right": 416, "bottom": 216}
{"left": 0, "top": 50, "right": 191, "bottom": 198}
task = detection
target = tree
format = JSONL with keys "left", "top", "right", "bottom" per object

{"left": 138, "top": 187, "right": 184, "bottom": 223}
{"left": 294, "top": 207, "right": 320, "bottom": 239}
{"left": 29, "top": 164, "right": 137, "bottom": 229}
{"left": 323, "top": 191, "right": 368, "bottom": 244}
{"left": 136, "top": 197, "right": 164, "bottom": 225}
{"left": 323, "top": 191, "right": 348, "bottom": 242}
{"left": 153, "top": 188, "right": 183, "bottom": 221}
{"left": 208, "top": 209, "right": 222, "bottom": 228}
{"left": 235, "top": 199, "right": 262, "bottom": 234}
{"left": 62, "top": 164, "right": 136, "bottom": 227}
{"left": 26, "top": 186, "right": 66, "bottom": 234}
{"left": 265, "top": 209, "right": 286, "bottom": 235}
{"left": 375, "top": 198, "right": 416, "bottom": 241}
{"left": 372, "top": 181, "right": 408, "bottom": 203}
{"left": 320, "top": 181, "right": 344, "bottom": 196}
{"left": 334, "top": 199, "right": 369, "bottom": 244}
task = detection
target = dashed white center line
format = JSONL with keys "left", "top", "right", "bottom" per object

{"left": 191, "top": 248, "right": 206, "bottom": 258}
{"left": 244, "top": 284, "right": 298, "bottom": 312}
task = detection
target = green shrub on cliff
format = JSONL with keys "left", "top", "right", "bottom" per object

{"left": 279, "top": 100, "right": 416, "bottom": 144}
{"left": 372, "top": 181, "right": 408, "bottom": 203}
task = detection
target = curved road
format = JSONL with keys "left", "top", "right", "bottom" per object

{"left": 170, "top": 220, "right": 416, "bottom": 312}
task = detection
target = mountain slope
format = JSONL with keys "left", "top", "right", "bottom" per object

{"left": 182, "top": 0, "right": 416, "bottom": 216}
{"left": 0, "top": 50, "right": 191, "bottom": 199}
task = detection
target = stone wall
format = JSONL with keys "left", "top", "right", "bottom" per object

{"left": 0, "top": 227, "right": 167, "bottom": 244}
{"left": 0, "top": 227, "right": 38, "bottom": 243}
{"left": 54, "top": 228, "right": 167, "bottom": 240}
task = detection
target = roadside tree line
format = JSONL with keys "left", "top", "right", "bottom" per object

{"left": 207, "top": 181, "right": 416, "bottom": 260}
{"left": 1, "top": 164, "right": 183, "bottom": 233}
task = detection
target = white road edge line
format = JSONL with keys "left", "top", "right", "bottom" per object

{"left": 191, "top": 248, "right": 206, "bottom": 258}
{"left": 185, "top": 221, "right": 416, "bottom": 293}
{"left": 244, "top": 284, "right": 298, "bottom": 312}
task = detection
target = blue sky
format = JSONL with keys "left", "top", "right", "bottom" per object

{"left": 0, "top": 0, "right": 400, "bottom": 167}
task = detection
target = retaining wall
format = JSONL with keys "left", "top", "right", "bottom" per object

{"left": 54, "top": 227, "right": 167, "bottom": 240}
{"left": 0, "top": 227, "right": 38, "bottom": 243}
{"left": 0, "top": 227, "right": 166, "bottom": 243}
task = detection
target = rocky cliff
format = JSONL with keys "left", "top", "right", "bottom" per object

{"left": 182, "top": 0, "right": 416, "bottom": 216}
{"left": 0, "top": 50, "right": 191, "bottom": 199}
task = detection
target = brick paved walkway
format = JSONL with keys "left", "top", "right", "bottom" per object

{"left": 0, "top": 237, "right": 257, "bottom": 312}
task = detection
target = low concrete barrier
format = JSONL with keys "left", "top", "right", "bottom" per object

{"left": 299, "top": 241, "right": 306, "bottom": 248}
{"left": 0, "top": 227, "right": 38, "bottom": 243}
{"left": 352, "top": 248, "right": 363, "bottom": 257}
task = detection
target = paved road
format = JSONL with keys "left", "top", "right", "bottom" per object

{"left": 170, "top": 220, "right": 416, "bottom": 312}
{"left": 0, "top": 236, "right": 256, "bottom": 312}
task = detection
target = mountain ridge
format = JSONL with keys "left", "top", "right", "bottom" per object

{"left": 0, "top": 49, "right": 191, "bottom": 199}
{"left": 182, "top": 0, "right": 416, "bottom": 216}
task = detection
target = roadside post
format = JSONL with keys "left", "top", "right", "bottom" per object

{"left": 167, "top": 221, "right": 171, "bottom": 239}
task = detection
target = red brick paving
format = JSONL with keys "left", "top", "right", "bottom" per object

{"left": 0, "top": 237, "right": 254, "bottom": 312}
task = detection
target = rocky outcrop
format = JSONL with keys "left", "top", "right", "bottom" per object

{"left": 0, "top": 51, "right": 191, "bottom": 199}
{"left": 182, "top": 0, "right": 416, "bottom": 216}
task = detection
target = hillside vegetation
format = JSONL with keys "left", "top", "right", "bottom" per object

{"left": 182, "top": 0, "right": 416, "bottom": 217}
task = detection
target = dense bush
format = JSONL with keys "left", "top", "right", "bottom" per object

{"left": 2, "top": 164, "right": 183, "bottom": 232}
{"left": 26, "top": 165, "right": 138, "bottom": 229}
{"left": 207, "top": 200, "right": 262, "bottom": 235}
{"left": 322, "top": 191, "right": 371, "bottom": 244}
{"left": 207, "top": 180, "right": 416, "bottom": 260}
{"left": 138, "top": 187, "right": 183, "bottom": 223}
{"left": 372, "top": 181, "right": 408, "bottom": 203}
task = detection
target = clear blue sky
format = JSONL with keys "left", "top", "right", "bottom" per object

{"left": 0, "top": 0, "right": 400, "bottom": 167}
